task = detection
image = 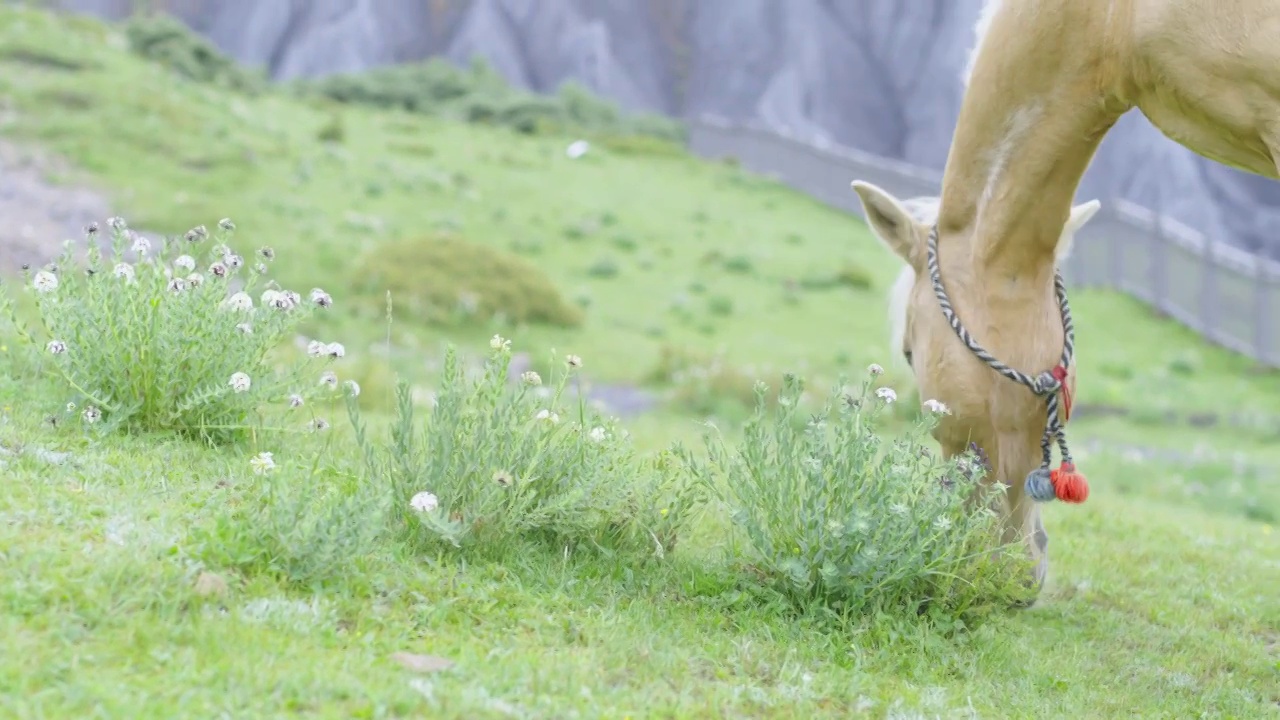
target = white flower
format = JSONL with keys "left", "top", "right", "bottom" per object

{"left": 184, "top": 225, "right": 208, "bottom": 243}
{"left": 107, "top": 216, "right": 127, "bottom": 232}
{"left": 219, "top": 218, "right": 236, "bottom": 231}
{"left": 867, "top": 363, "right": 884, "bottom": 376}
{"left": 325, "top": 342, "right": 345, "bottom": 359}
{"left": 223, "top": 253, "right": 244, "bottom": 269}
{"left": 46, "top": 340, "right": 66, "bottom": 355}
{"left": 235, "top": 322, "right": 253, "bottom": 334}
{"left": 565, "top": 140, "right": 590, "bottom": 159}
{"left": 876, "top": 387, "right": 897, "bottom": 403}
{"left": 186, "top": 272, "right": 204, "bottom": 287}
{"left": 490, "top": 334, "right": 510, "bottom": 352}
{"left": 167, "top": 277, "right": 186, "bottom": 294}
{"left": 933, "top": 516, "right": 953, "bottom": 531}
{"left": 588, "top": 426, "right": 608, "bottom": 443}
{"left": 264, "top": 289, "right": 298, "bottom": 311}
{"left": 308, "top": 418, "right": 330, "bottom": 432}
{"left": 535, "top": 409, "right": 560, "bottom": 424}
{"left": 130, "top": 234, "right": 150, "bottom": 257}
{"left": 922, "top": 398, "right": 951, "bottom": 415}
{"left": 410, "top": 491, "right": 439, "bottom": 513}
{"left": 173, "top": 255, "right": 196, "bottom": 272}
{"left": 343, "top": 380, "right": 360, "bottom": 397}
{"left": 257, "top": 246, "right": 274, "bottom": 260}
{"left": 112, "top": 263, "right": 135, "bottom": 281}
{"left": 32, "top": 271, "right": 58, "bottom": 293}
{"left": 306, "top": 340, "right": 326, "bottom": 358}
{"left": 565, "top": 354, "right": 582, "bottom": 369}
{"left": 82, "top": 405, "right": 101, "bottom": 424}
{"left": 492, "top": 470, "right": 514, "bottom": 487}
{"left": 209, "top": 262, "right": 228, "bottom": 278}
{"left": 253, "top": 262, "right": 268, "bottom": 275}
{"left": 250, "top": 451, "right": 275, "bottom": 475}
{"left": 521, "top": 371, "right": 542, "bottom": 386}
{"left": 65, "top": 402, "right": 76, "bottom": 413}
{"left": 288, "top": 394, "right": 304, "bottom": 408}
{"left": 319, "top": 371, "right": 338, "bottom": 389}
{"left": 223, "top": 292, "right": 253, "bottom": 312}
{"left": 309, "top": 288, "right": 332, "bottom": 308}
{"left": 228, "top": 372, "right": 251, "bottom": 393}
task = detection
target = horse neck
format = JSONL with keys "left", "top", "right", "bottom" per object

{"left": 936, "top": 0, "right": 1128, "bottom": 286}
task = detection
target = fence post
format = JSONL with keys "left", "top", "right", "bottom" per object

{"left": 1108, "top": 214, "right": 1124, "bottom": 290}
{"left": 1150, "top": 210, "right": 1169, "bottom": 311}
{"left": 1198, "top": 230, "right": 1218, "bottom": 340}
{"left": 1254, "top": 260, "right": 1274, "bottom": 365}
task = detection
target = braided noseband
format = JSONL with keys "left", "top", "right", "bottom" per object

{"left": 925, "top": 226, "right": 1089, "bottom": 503}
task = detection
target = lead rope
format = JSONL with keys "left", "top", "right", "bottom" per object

{"left": 925, "top": 226, "right": 1089, "bottom": 503}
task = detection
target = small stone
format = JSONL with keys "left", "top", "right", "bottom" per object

{"left": 193, "top": 571, "right": 228, "bottom": 597}
{"left": 391, "top": 651, "right": 454, "bottom": 673}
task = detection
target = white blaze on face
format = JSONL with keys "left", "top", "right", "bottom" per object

{"left": 888, "top": 264, "right": 916, "bottom": 368}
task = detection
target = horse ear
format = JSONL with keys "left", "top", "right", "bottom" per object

{"left": 1057, "top": 199, "right": 1101, "bottom": 260}
{"left": 852, "top": 180, "right": 922, "bottom": 265}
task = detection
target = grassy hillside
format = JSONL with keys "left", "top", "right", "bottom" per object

{"left": 0, "top": 7, "right": 1276, "bottom": 718}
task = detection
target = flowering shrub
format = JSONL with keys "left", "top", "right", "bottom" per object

{"left": 347, "top": 339, "right": 704, "bottom": 555}
{"left": 681, "top": 367, "right": 1033, "bottom": 620}
{"left": 0, "top": 217, "right": 348, "bottom": 443}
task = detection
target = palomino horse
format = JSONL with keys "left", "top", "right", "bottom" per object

{"left": 850, "top": 0, "right": 1280, "bottom": 597}
{"left": 858, "top": 188, "right": 1100, "bottom": 590}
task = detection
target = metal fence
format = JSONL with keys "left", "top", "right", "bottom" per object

{"left": 685, "top": 116, "right": 1280, "bottom": 368}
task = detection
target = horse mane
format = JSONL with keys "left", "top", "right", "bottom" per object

{"left": 963, "top": 0, "right": 1005, "bottom": 88}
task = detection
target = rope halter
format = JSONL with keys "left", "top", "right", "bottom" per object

{"left": 925, "top": 226, "right": 1089, "bottom": 504}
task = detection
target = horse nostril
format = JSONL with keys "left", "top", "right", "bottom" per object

{"left": 903, "top": 350, "right": 914, "bottom": 368}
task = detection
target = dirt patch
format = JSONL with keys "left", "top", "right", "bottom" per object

{"left": 0, "top": 138, "right": 116, "bottom": 271}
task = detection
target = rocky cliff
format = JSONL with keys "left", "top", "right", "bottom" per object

{"left": 54, "top": 0, "right": 1280, "bottom": 258}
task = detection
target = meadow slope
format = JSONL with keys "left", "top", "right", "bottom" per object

{"left": 0, "top": 7, "right": 1277, "bottom": 718}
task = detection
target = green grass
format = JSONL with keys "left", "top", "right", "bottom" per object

{"left": 2, "top": 379, "right": 1275, "bottom": 718}
{"left": 0, "top": 7, "right": 1277, "bottom": 717}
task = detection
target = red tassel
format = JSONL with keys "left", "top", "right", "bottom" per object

{"left": 1050, "top": 462, "right": 1089, "bottom": 503}
{"left": 1052, "top": 365, "right": 1073, "bottom": 423}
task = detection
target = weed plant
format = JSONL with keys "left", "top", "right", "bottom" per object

{"left": 682, "top": 369, "right": 1034, "bottom": 623}
{"left": 0, "top": 218, "right": 347, "bottom": 443}
{"left": 347, "top": 338, "right": 705, "bottom": 556}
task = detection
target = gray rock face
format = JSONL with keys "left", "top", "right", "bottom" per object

{"left": 53, "top": 0, "right": 1280, "bottom": 258}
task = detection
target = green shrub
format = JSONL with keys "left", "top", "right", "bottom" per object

{"left": 722, "top": 254, "right": 755, "bottom": 274}
{"left": 352, "top": 235, "right": 583, "bottom": 328}
{"left": 0, "top": 218, "right": 349, "bottom": 443}
{"left": 680, "top": 371, "right": 1033, "bottom": 621}
{"left": 799, "top": 261, "right": 875, "bottom": 291}
{"left": 123, "top": 14, "right": 265, "bottom": 94}
{"left": 346, "top": 341, "right": 703, "bottom": 555}
{"left": 294, "top": 57, "right": 683, "bottom": 141}
{"left": 707, "top": 295, "right": 734, "bottom": 317}
{"left": 586, "top": 256, "right": 621, "bottom": 279}
{"left": 645, "top": 344, "right": 783, "bottom": 419}
{"left": 192, "top": 450, "right": 389, "bottom": 587}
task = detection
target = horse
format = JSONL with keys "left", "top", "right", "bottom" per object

{"left": 849, "top": 0, "right": 1280, "bottom": 598}
{"left": 858, "top": 186, "right": 1100, "bottom": 590}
